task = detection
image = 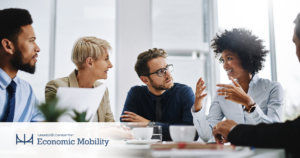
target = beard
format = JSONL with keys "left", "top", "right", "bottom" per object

{"left": 10, "top": 46, "right": 36, "bottom": 74}
{"left": 149, "top": 77, "right": 174, "bottom": 90}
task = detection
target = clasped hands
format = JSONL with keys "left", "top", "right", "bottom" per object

{"left": 121, "top": 111, "right": 150, "bottom": 127}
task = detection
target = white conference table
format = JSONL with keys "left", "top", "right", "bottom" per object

{"left": 0, "top": 143, "right": 285, "bottom": 158}
{"left": 101, "top": 141, "right": 286, "bottom": 158}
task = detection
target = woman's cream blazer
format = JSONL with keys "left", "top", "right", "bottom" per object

{"left": 45, "top": 69, "right": 115, "bottom": 122}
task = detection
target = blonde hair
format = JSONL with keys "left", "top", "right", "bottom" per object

{"left": 71, "top": 36, "right": 111, "bottom": 69}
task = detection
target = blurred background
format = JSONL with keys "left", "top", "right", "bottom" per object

{"left": 1, "top": 0, "right": 299, "bottom": 121}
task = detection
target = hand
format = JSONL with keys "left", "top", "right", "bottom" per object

{"left": 111, "top": 124, "right": 131, "bottom": 131}
{"left": 194, "top": 77, "right": 207, "bottom": 112}
{"left": 120, "top": 125, "right": 131, "bottom": 131}
{"left": 109, "top": 127, "right": 134, "bottom": 139}
{"left": 216, "top": 77, "right": 254, "bottom": 109}
{"left": 212, "top": 120, "right": 237, "bottom": 144}
{"left": 91, "top": 125, "right": 134, "bottom": 139}
{"left": 121, "top": 111, "right": 150, "bottom": 127}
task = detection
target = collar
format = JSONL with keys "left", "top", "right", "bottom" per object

{"left": 69, "top": 69, "right": 97, "bottom": 88}
{"left": 0, "top": 68, "right": 19, "bottom": 90}
{"left": 69, "top": 69, "right": 79, "bottom": 88}
{"left": 249, "top": 73, "right": 259, "bottom": 86}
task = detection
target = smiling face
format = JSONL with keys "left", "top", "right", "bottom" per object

{"left": 10, "top": 24, "right": 40, "bottom": 74}
{"left": 92, "top": 50, "right": 113, "bottom": 80}
{"left": 147, "top": 57, "right": 173, "bottom": 90}
{"left": 293, "top": 27, "right": 300, "bottom": 62}
{"left": 220, "top": 50, "right": 250, "bottom": 80}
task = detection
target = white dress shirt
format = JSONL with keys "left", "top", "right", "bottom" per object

{"left": 191, "top": 74, "right": 283, "bottom": 142}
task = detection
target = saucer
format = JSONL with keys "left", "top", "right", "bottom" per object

{"left": 126, "top": 139, "right": 160, "bottom": 144}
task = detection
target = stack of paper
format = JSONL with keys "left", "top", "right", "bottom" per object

{"left": 55, "top": 83, "right": 107, "bottom": 122}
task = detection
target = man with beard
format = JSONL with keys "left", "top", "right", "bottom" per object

{"left": 120, "top": 48, "right": 195, "bottom": 141}
{"left": 0, "top": 8, "right": 44, "bottom": 122}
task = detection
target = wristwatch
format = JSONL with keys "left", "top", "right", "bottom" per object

{"left": 147, "top": 121, "right": 156, "bottom": 127}
{"left": 244, "top": 103, "right": 256, "bottom": 113}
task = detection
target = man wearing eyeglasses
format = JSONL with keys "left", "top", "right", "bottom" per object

{"left": 120, "top": 48, "right": 196, "bottom": 141}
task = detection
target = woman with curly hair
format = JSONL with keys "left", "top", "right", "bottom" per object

{"left": 191, "top": 28, "right": 283, "bottom": 142}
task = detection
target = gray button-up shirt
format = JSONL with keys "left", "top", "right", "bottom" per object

{"left": 192, "top": 74, "right": 283, "bottom": 142}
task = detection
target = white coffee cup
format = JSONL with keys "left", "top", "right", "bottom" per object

{"left": 169, "top": 125, "right": 196, "bottom": 142}
{"left": 132, "top": 127, "right": 153, "bottom": 140}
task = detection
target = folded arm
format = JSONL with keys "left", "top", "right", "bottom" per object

{"left": 228, "top": 116, "right": 300, "bottom": 153}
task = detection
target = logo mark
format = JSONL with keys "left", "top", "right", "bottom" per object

{"left": 16, "top": 134, "right": 33, "bottom": 145}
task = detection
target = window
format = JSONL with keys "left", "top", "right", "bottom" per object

{"left": 152, "top": 0, "right": 209, "bottom": 95}
{"left": 273, "top": 0, "right": 300, "bottom": 120}
{"left": 0, "top": 0, "right": 52, "bottom": 102}
{"left": 54, "top": 0, "right": 116, "bottom": 113}
{"left": 217, "top": 0, "right": 272, "bottom": 84}
{"left": 0, "top": 0, "right": 116, "bottom": 112}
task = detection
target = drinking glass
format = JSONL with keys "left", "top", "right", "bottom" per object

{"left": 151, "top": 125, "right": 162, "bottom": 141}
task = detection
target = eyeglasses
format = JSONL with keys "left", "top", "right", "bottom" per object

{"left": 145, "top": 64, "right": 173, "bottom": 77}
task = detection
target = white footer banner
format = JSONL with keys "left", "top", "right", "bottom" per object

{"left": 0, "top": 123, "right": 151, "bottom": 158}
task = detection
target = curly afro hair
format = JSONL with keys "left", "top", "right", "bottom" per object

{"left": 211, "top": 28, "right": 269, "bottom": 74}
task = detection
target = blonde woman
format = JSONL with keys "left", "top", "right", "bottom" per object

{"left": 45, "top": 36, "right": 115, "bottom": 122}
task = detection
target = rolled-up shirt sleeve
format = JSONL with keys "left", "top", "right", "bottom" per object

{"left": 244, "top": 82, "right": 283, "bottom": 124}
{"left": 31, "top": 97, "right": 45, "bottom": 122}
{"left": 191, "top": 94, "right": 224, "bottom": 142}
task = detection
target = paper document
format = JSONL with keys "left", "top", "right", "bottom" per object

{"left": 55, "top": 83, "right": 106, "bottom": 122}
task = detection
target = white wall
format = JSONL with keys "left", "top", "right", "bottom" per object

{"left": 152, "top": 0, "right": 208, "bottom": 52}
{"left": 115, "top": 0, "right": 152, "bottom": 119}
{"left": 0, "top": 0, "right": 51, "bottom": 103}
{"left": 54, "top": 0, "right": 117, "bottom": 117}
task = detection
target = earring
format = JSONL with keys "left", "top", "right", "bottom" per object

{"left": 91, "top": 67, "right": 93, "bottom": 70}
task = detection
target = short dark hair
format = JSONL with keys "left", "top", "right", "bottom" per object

{"left": 294, "top": 13, "right": 300, "bottom": 39}
{"left": 0, "top": 8, "right": 33, "bottom": 46}
{"left": 134, "top": 48, "right": 168, "bottom": 77}
{"left": 211, "top": 28, "right": 269, "bottom": 74}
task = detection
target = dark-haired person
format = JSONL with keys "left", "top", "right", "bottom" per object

{"left": 192, "top": 29, "right": 283, "bottom": 142}
{"left": 0, "top": 8, "right": 44, "bottom": 122}
{"left": 120, "top": 48, "right": 195, "bottom": 141}
{"left": 212, "top": 13, "right": 300, "bottom": 157}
